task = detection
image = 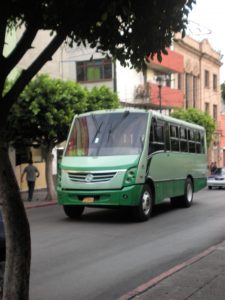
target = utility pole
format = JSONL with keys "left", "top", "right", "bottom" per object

{"left": 157, "top": 76, "right": 163, "bottom": 113}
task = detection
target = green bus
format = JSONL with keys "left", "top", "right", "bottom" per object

{"left": 57, "top": 108, "right": 207, "bottom": 221}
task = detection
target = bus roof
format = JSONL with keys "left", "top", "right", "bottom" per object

{"left": 77, "top": 108, "right": 205, "bottom": 131}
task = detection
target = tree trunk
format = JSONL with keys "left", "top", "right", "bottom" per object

{"left": 0, "top": 141, "right": 31, "bottom": 300}
{"left": 44, "top": 145, "right": 56, "bottom": 201}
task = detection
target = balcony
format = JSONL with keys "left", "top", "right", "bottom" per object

{"left": 148, "top": 48, "right": 184, "bottom": 73}
{"left": 150, "top": 83, "right": 184, "bottom": 109}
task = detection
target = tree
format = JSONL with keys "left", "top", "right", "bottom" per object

{"left": 7, "top": 75, "right": 120, "bottom": 201}
{"left": 8, "top": 74, "right": 89, "bottom": 201}
{"left": 170, "top": 108, "right": 216, "bottom": 146}
{"left": 0, "top": 1, "right": 195, "bottom": 299}
{"left": 87, "top": 86, "right": 120, "bottom": 111}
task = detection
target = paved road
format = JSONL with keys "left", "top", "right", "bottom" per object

{"left": 28, "top": 188, "right": 225, "bottom": 300}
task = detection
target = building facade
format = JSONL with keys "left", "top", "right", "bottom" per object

{"left": 14, "top": 30, "right": 224, "bottom": 173}
{"left": 173, "top": 34, "right": 223, "bottom": 166}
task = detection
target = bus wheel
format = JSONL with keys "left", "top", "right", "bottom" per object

{"left": 132, "top": 184, "right": 153, "bottom": 222}
{"left": 181, "top": 178, "right": 193, "bottom": 208}
{"left": 63, "top": 205, "right": 85, "bottom": 218}
{"left": 208, "top": 186, "right": 212, "bottom": 190}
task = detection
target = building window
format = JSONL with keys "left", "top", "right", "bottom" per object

{"left": 205, "top": 102, "right": 209, "bottom": 114}
{"left": 204, "top": 70, "right": 209, "bottom": 88}
{"left": 213, "top": 104, "right": 217, "bottom": 120}
{"left": 193, "top": 76, "right": 198, "bottom": 108}
{"left": 185, "top": 73, "right": 192, "bottom": 108}
{"left": 165, "top": 74, "right": 171, "bottom": 87}
{"left": 77, "top": 59, "right": 112, "bottom": 82}
{"left": 178, "top": 73, "right": 182, "bottom": 90}
{"left": 213, "top": 74, "right": 217, "bottom": 91}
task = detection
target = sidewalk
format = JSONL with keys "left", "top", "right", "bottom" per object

{"left": 118, "top": 241, "right": 225, "bottom": 300}
{"left": 21, "top": 189, "right": 57, "bottom": 209}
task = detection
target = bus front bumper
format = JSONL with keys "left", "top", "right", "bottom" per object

{"left": 57, "top": 184, "right": 143, "bottom": 207}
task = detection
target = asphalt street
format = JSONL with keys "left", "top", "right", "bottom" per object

{"left": 27, "top": 188, "right": 225, "bottom": 300}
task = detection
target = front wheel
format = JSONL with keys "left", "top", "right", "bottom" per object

{"left": 63, "top": 205, "right": 85, "bottom": 219}
{"left": 132, "top": 184, "right": 153, "bottom": 222}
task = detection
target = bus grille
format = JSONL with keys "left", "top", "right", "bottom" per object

{"left": 68, "top": 171, "right": 117, "bottom": 183}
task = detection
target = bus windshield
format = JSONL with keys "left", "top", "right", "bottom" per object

{"left": 65, "top": 112, "right": 148, "bottom": 156}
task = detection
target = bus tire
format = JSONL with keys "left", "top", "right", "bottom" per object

{"left": 208, "top": 186, "right": 212, "bottom": 190}
{"left": 180, "top": 178, "right": 193, "bottom": 208}
{"left": 63, "top": 205, "right": 85, "bottom": 218}
{"left": 132, "top": 184, "right": 153, "bottom": 222}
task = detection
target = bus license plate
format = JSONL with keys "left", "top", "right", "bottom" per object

{"left": 82, "top": 197, "right": 94, "bottom": 203}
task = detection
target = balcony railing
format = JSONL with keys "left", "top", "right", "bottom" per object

{"left": 150, "top": 83, "right": 184, "bottom": 109}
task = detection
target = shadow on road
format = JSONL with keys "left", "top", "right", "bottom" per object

{"left": 60, "top": 200, "right": 199, "bottom": 224}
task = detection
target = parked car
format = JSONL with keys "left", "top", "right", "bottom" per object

{"left": 207, "top": 167, "right": 225, "bottom": 190}
{"left": 0, "top": 211, "right": 5, "bottom": 261}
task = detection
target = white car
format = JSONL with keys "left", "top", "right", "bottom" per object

{"left": 207, "top": 167, "right": 225, "bottom": 190}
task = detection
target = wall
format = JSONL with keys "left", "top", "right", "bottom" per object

{"left": 116, "top": 62, "right": 144, "bottom": 103}
{"left": 220, "top": 114, "right": 225, "bottom": 166}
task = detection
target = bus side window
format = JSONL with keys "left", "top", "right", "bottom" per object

{"left": 180, "top": 127, "right": 188, "bottom": 152}
{"left": 149, "top": 118, "right": 165, "bottom": 154}
{"left": 195, "top": 131, "right": 201, "bottom": 153}
{"left": 170, "top": 125, "right": 179, "bottom": 151}
{"left": 188, "top": 129, "right": 196, "bottom": 153}
{"left": 165, "top": 122, "right": 170, "bottom": 151}
{"left": 149, "top": 123, "right": 154, "bottom": 154}
{"left": 200, "top": 132, "right": 205, "bottom": 153}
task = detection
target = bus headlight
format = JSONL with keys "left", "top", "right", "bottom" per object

{"left": 124, "top": 167, "right": 137, "bottom": 186}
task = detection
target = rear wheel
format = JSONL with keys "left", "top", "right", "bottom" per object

{"left": 208, "top": 186, "right": 212, "bottom": 190}
{"left": 63, "top": 205, "right": 85, "bottom": 219}
{"left": 171, "top": 178, "right": 193, "bottom": 208}
{"left": 132, "top": 184, "right": 153, "bottom": 222}
{"left": 180, "top": 177, "right": 193, "bottom": 207}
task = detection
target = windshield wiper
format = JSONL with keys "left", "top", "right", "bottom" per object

{"left": 91, "top": 114, "right": 99, "bottom": 130}
{"left": 107, "top": 111, "right": 130, "bottom": 141}
{"left": 92, "top": 121, "right": 103, "bottom": 144}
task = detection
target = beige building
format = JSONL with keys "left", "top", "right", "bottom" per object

{"left": 174, "top": 34, "right": 223, "bottom": 166}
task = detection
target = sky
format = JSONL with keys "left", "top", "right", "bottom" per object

{"left": 187, "top": 0, "right": 225, "bottom": 83}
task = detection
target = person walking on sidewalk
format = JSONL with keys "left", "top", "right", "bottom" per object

{"left": 21, "top": 160, "right": 40, "bottom": 201}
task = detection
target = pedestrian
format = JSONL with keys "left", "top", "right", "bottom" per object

{"left": 21, "top": 160, "right": 40, "bottom": 201}
{"left": 210, "top": 162, "right": 217, "bottom": 174}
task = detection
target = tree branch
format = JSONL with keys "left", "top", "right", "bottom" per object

{"left": 4, "top": 23, "right": 39, "bottom": 78}
{"left": 0, "top": 17, "right": 7, "bottom": 56}
{"left": 0, "top": 30, "right": 67, "bottom": 126}
{"left": 0, "top": 17, "right": 7, "bottom": 95}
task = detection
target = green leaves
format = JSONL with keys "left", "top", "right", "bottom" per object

{"left": 87, "top": 86, "right": 119, "bottom": 111}
{"left": 5, "top": 0, "right": 195, "bottom": 71}
{"left": 6, "top": 74, "right": 119, "bottom": 149}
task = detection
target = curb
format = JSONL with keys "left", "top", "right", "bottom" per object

{"left": 24, "top": 201, "right": 57, "bottom": 209}
{"left": 117, "top": 241, "right": 225, "bottom": 300}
